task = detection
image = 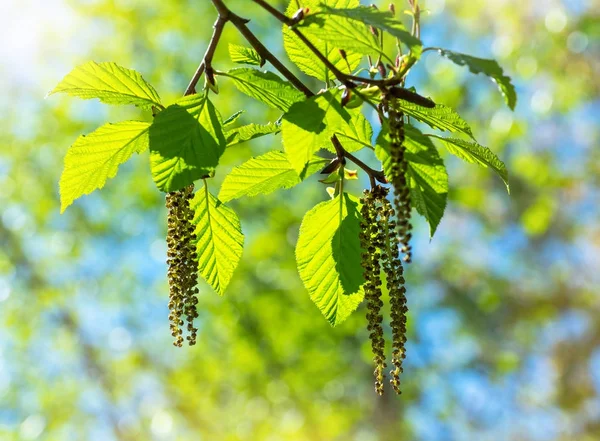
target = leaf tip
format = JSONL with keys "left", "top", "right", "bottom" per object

{"left": 59, "top": 198, "right": 71, "bottom": 214}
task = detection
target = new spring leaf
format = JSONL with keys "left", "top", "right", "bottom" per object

{"left": 296, "top": 193, "right": 365, "bottom": 326}
{"left": 149, "top": 94, "right": 226, "bottom": 192}
{"left": 59, "top": 121, "right": 150, "bottom": 213}
{"left": 49, "top": 61, "right": 162, "bottom": 110}
{"left": 191, "top": 184, "right": 244, "bottom": 296}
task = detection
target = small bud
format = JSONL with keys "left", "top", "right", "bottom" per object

{"left": 204, "top": 70, "right": 219, "bottom": 94}
{"left": 320, "top": 158, "right": 341, "bottom": 175}
{"left": 377, "top": 62, "right": 387, "bottom": 79}
{"left": 291, "top": 8, "right": 306, "bottom": 24}
{"left": 341, "top": 88, "right": 352, "bottom": 107}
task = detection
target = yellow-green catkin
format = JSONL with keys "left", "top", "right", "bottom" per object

{"left": 166, "top": 184, "right": 199, "bottom": 347}
{"left": 385, "top": 96, "right": 413, "bottom": 263}
{"left": 378, "top": 190, "right": 408, "bottom": 395}
{"left": 360, "top": 187, "right": 387, "bottom": 395}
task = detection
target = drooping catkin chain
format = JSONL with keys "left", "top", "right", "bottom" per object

{"left": 360, "top": 187, "right": 387, "bottom": 395}
{"left": 378, "top": 192, "right": 408, "bottom": 395}
{"left": 166, "top": 185, "right": 199, "bottom": 347}
{"left": 384, "top": 95, "right": 413, "bottom": 263}
{"left": 360, "top": 186, "right": 409, "bottom": 396}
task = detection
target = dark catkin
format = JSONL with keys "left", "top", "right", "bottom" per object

{"left": 165, "top": 184, "right": 199, "bottom": 347}
{"left": 360, "top": 187, "right": 387, "bottom": 395}
{"left": 378, "top": 192, "right": 408, "bottom": 395}
{"left": 384, "top": 95, "right": 413, "bottom": 263}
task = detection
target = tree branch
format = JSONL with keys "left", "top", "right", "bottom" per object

{"left": 201, "top": 0, "right": 387, "bottom": 185}
{"left": 184, "top": 14, "right": 228, "bottom": 96}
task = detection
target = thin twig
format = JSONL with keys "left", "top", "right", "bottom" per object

{"left": 184, "top": 15, "right": 228, "bottom": 96}
{"left": 252, "top": 0, "right": 291, "bottom": 24}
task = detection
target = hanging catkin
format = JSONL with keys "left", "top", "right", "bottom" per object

{"left": 385, "top": 95, "right": 413, "bottom": 263}
{"left": 360, "top": 187, "right": 387, "bottom": 395}
{"left": 166, "top": 184, "right": 199, "bottom": 346}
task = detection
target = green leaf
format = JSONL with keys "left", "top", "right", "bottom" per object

{"left": 396, "top": 100, "right": 474, "bottom": 139}
{"left": 318, "top": 5, "right": 422, "bottom": 56}
{"left": 223, "top": 110, "right": 245, "bottom": 127}
{"left": 282, "top": 89, "right": 353, "bottom": 174}
{"left": 228, "top": 43, "right": 263, "bottom": 66}
{"left": 376, "top": 124, "right": 448, "bottom": 237}
{"left": 191, "top": 184, "right": 244, "bottom": 296}
{"left": 296, "top": 193, "right": 365, "bottom": 326}
{"left": 220, "top": 68, "right": 305, "bottom": 112}
{"left": 430, "top": 135, "right": 509, "bottom": 191}
{"left": 59, "top": 121, "right": 150, "bottom": 213}
{"left": 49, "top": 61, "right": 162, "bottom": 110}
{"left": 283, "top": 0, "right": 363, "bottom": 82}
{"left": 218, "top": 151, "right": 327, "bottom": 202}
{"left": 331, "top": 111, "right": 373, "bottom": 152}
{"left": 434, "top": 49, "right": 517, "bottom": 110}
{"left": 225, "top": 122, "right": 281, "bottom": 147}
{"left": 149, "top": 94, "right": 226, "bottom": 192}
{"left": 299, "top": 11, "right": 383, "bottom": 58}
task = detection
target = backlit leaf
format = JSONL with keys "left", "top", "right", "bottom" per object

{"left": 49, "top": 61, "right": 162, "bottom": 110}
{"left": 149, "top": 94, "right": 226, "bottom": 192}
{"left": 282, "top": 89, "right": 353, "bottom": 174}
{"left": 434, "top": 49, "right": 517, "bottom": 110}
{"left": 228, "top": 44, "right": 263, "bottom": 66}
{"left": 220, "top": 68, "right": 305, "bottom": 112}
{"left": 283, "top": 0, "right": 363, "bottom": 82}
{"left": 225, "top": 122, "right": 281, "bottom": 147}
{"left": 430, "top": 135, "right": 509, "bottom": 191}
{"left": 396, "top": 100, "right": 474, "bottom": 139}
{"left": 59, "top": 121, "right": 150, "bottom": 213}
{"left": 191, "top": 183, "right": 244, "bottom": 295}
{"left": 218, "top": 151, "right": 327, "bottom": 202}
{"left": 296, "top": 193, "right": 365, "bottom": 326}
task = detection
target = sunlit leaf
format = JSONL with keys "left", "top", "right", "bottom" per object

{"left": 220, "top": 68, "right": 305, "bottom": 112}
{"left": 283, "top": 0, "right": 363, "bottom": 82}
{"left": 296, "top": 193, "right": 365, "bottom": 326}
{"left": 191, "top": 184, "right": 244, "bottom": 295}
{"left": 434, "top": 49, "right": 517, "bottom": 110}
{"left": 282, "top": 89, "right": 353, "bottom": 174}
{"left": 59, "top": 121, "right": 150, "bottom": 213}
{"left": 49, "top": 61, "right": 162, "bottom": 109}
{"left": 331, "top": 111, "right": 373, "bottom": 152}
{"left": 149, "top": 94, "right": 226, "bottom": 192}
{"left": 315, "top": 5, "right": 422, "bottom": 56}
{"left": 430, "top": 135, "right": 509, "bottom": 191}
{"left": 228, "top": 44, "right": 263, "bottom": 66}
{"left": 299, "top": 11, "right": 382, "bottom": 58}
{"left": 223, "top": 110, "right": 245, "bottom": 127}
{"left": 396, "top": 100, "right": 474, "bottom": 139}
{"left": 225, "top": 122, "right": 281, "bottom": 147}
{"left": 218, "top": 151, "right": 327, "bottom": 202}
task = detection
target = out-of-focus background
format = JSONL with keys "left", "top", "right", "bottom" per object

{"left": 1, "top": 0, "right": 599, "bottom": 440}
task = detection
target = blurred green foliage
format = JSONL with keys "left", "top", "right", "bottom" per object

{"left": 0, "top": 0, "right": 599, "bottom": 440}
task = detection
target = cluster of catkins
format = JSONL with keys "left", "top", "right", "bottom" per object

{"left": 360, "top": 185, "right": 409, "bottom": 395}
{"left": 165, "top": 184, "right": 199, "bottom": 346}
{"left": 385, "top": 95, "right": 413, "bottom": 263}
